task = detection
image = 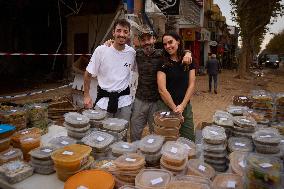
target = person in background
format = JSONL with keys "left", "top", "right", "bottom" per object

{"left": 206, "top": 54, "right": 219, "bottom": 94}
{"left": 157, "top": 31, "right": 196, "bottom": 141}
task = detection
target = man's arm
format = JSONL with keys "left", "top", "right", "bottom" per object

{"left": 83, "top": 71, "right": 93, "bottom": 108}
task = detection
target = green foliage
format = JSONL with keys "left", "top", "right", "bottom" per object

{"left": 266, "top": 29, "right": 284, "bottom": 54}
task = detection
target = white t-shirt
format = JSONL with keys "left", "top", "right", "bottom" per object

{"left": 86, "top": 44, "right": 136, "bottom": 110}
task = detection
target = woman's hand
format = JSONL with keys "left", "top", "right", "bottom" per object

{"left": 182, "top": 51, "right": 192, "bottom": 65}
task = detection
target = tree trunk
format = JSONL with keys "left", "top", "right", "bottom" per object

{"left": 238, "top": 48, "right": 247, "bottom": 78}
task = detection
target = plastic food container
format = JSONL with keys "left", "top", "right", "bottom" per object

{"left": 48, "top": 136, "right": 77, "bottom": 149}
{"left": 233, "top": 116, "right": 257, "bottom": 128}
{"left": 251, "top": 90, "right": 273, "bottom": 102}
{"left": 228, "top": 137, "right": 253, "bottom": 152}
{"left": 51, "top": 144, "right": 92, "bottom": 172}
{"left": 252, "top": 128, "right": 281, "bottom": 145}
{"left": 82, "top": 131, "right": 114, "bottom": 151}
{"left": 213, "top": 111, "right": 234, "bottom": 127}
{"left": 29, "top": 146, "right": 56, "bottom": 160}
{"left": 166, "top": 181, "right": 210, "bottom": 189}
{"left": 114, "top": 153, "right": 145, "bottom": 171}
{"left": 11, "top": 127, "right": 42, "bottom": 144}
{"left": 254, "top": 142, "right": 280, "bottom": 154}
{"left": 0, "top": 137, "right": 11, "bottom": 152}
{"left": 202, "top": 141, "right": 226, "bottom": 153}
{"left": 64, "top": 122, "right": 90, "bottom": 132}
{"left": 19, "top": 134, "right": 41, "bottom": 153}
{"left": 111, "top": 141, "right": 137, "bottom": 157}
{"left": 102, "top": 118, "right": 128, "bottom": 131}
{"left": 135, "top": 169, "right": 173, "bottom": 189}
{"left": 0, "top": 124, "right": 16, "bottom": 139}
{"left": 82, "top": 109, "right": 106, "bottom": 120}
{"left": 140, "top": 134, "right": 165, "bottom": 153}
{"left": 233, "top": 95, "right": 253, "bottom": 107}
{"left": 0, "top": 108, "right": 27, "bottom": 130}
{"left": 0, "top": 147, "right": 23, "bottom": 165}
{"left": 212, "top": 173, "right": 243, "bottom": 189}
{"left": 227, "top": 105, "right": 249, "bottom": 116}
{"left": 275, "top": 93, "right": 284, "bottom": 106}
{"left": 187, "top": 159, "right": 215, "bottom": 180}
{"left": 31, "top": 157, "right": 54, "bottom": 166}
{"left": 154, "top": 111, "right": 181, "bottom": 128}
{"left": 161, "top": 141, "right": 188, "bottom": 162}
{"left": 64, "top": 169, "right": 115, "bottom": 189}
{"left": 202, "top": 126, "right": 226, "bottom": 145}
{"left": 176, "top": 137, "right": 196, "bottom": 158}
{"left": 25, "top": 103, "right": 48, "bottom": 132}
{"left": 0, "top": 160, "right": 33, "bottom": 184}
{"left": 160, "top": 156, "right": 187, "bottom": 172}
{"left": 67, "top": 129, "right": 89, "bottom": 140}
{"left": 174, "top": 175, "right": 212, "bottom": 186}
{"left": 64, "top": 112, "right": 90, "bottom": 127}
{"left": 229, "top": 151, "right": 248, "bottom": 176}
{"left": 119, "top": 185, "right": 137, "bottom": 189}
{"left": 31, "top": 162, "right": 55, "bottom": 175}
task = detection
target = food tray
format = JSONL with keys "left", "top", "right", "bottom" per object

{"left": 161, "top": 141, "right": 188, "bottom": 162}
{"left": 64, "top": 112, "right": 89, "bottom": 127}
{"left": 111, "top": 141, "right": 137, "bottom": 156}
{"left": 0, "top": 160, "right": 33, "bottom": 184}
{"left": 213, "top": 111, "right": 234, "bottom": 127}
{"left": 82, "top": 130, "right": 114, "bottom": 150}
{"left": 227, "top": 105, "right": 248, "bottom": 116}
{"left": 82, "top": 109, "right": 106, "bottom": 120}
{"left": 29, "top": 146, "right": 56, "bottom": 160}
{"left": 212, "top": 173, "right": 243, "bottom": 189}
{"left": 202, "top": 126, "right": 226, "bottom": 145}
{"left": 135, "top": 168, "right": 173, "bottom": 189}
{"left": 187, "top": 159, "right": 215, "bottom": 179}
{"left": 228, "top": 137, "right": 253, "bottom": 152}
{"left": 48, "top": 136, "right": 77, "bottom": 149}
{"left": 0, "top": 124, "right": 16, "bottom": 139}
{"left": 176, "top": 137, "right": 196, "bottom": 158}
{"left": 102, "top": 118, "right": 128, "bottom": 131}
{"left": 275, "top": 93, "right": 284, "bottom": 106}
{"left": 51, "top": 144, "right": 92, "bottom": 172}
{"left": 252, "top": 128, "right": 281, "bottom": 145}
{"left": 0, "top": 148, "right": 23, "bottom": 165}
{"left": 113, "top": 153, "right": 145, "bottom": 171}
{"left": 233, "top": 116, "right": 257, "bottom": 128}
{"left": 154, "top": 111, "right": 182, "bottom": 128}
{"left": 140, "top": 134, "right": 165, "bottom": 153}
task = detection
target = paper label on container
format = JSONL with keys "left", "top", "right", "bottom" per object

{"left": 160, "top": 112, "right": 167, "bottom": 115}
{"left": 227, "top": 181, "right": 236, "bottom": 188}
{"left": 125, "top": 158, "right": 136, "bottom": 162}
{"left": 147, "top": 138, "right": 154, "bottom": 144}
{"left": 62, "top": 151, "right": 74, "bottom": 155}
{"left": 235, "top": 142, "right": 246, "bottom": 147}
{"left": 35, "top": 105, "right": 42, "bottom": 108}
{"left": 61, "top": 140, "right": 69, "bottom": 145}
{"left": 281, "top": 140, "right": 284, "bottom": 143}
{"left": 4, "top": 150, "right": 16, "bottom": 156}
{"left": 220, "top": 117, "right": 228, "bottom": 121}
{"left": 76, "top": 117, "right": 83, "bottom": 121}
{"left": 102, "top": 162, "right": 114, "bottom": 168}
{"left": 259, "top": 163, "right": 272, "bottom": 168}
{"left": 241, "top": 119, "right": 250, "bottom": 123}
{"left": 91, "top": 110, "right": 99, "bottom": 114}
{"left": 239, "top": 97, "right": 247, "bottom": 100}
{"left": 21, "top": 131, "right": 29, "bottom": 135}
{"left": 77, "top": 186, "right": 88, "bottom": 189}
{"left": 10, "top": 109, "right": 17, "bottom": 112}
{"left": 96, "top": 136, "right": 105, "bottom": 142}
{"left": 122, "top": 144, "right": 130, "bottom": 149}
{"left": 151, "top": 177, "right": 163, "bottom": 185}
{"left": 259, "top": 135, "right": 271, "bottom": 138}
{"left": 238, "top": 160, "right": 245, "bottom": 168}
{"left": 166, "top": 112, "right": 170, "bottom": 116}
{"left": 184, "top": 144, "right": 192, "bottom": 150}
{"left": 170, "top": 147, "right": 178, "bottom": 154}
{"left": 198, "top": 165, "right": 206, "bottom": 171}
{"left": 209, "top": 130, "right": 219, "bottom": 135}
{"left": 42, "top": 149, "right": 52, "bottom": 153}
{"left": 108, "top": 122, "right": 116, "bottom": 126}
{"left": 23, "top": 137, "right": 34, "bottom": 141}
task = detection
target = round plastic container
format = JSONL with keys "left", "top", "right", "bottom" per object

{"left": 64, "top": 169, "right": 114, "bottom": 189}
{"left": 228, "top": 137, "right": 253, "bottom": 152}
{"left": 111, "top": 141, "right": 137, "bottom": 157}
{"left": 252, "top": 128, "right": 281, "bottom": 145}
{"left": 119, "top": 185, "right": 137, "bottom": 189}
{"left": 213, "top": 111, "right": 234, "bottom": 127}
{"left": 0, "top": 147, "right": 23, "bottom": 165}
{"left": 229, "top": 151, "right": 248, "bottom": 176}
{"left": 82, "top": 109, "right": 106, "bottom": 120}
{"left": 227, "top": 105, "right": 249, "bottom": 116}
{"left": 187, "top": 159, "right": 215, "bottom": 180}
{"left": 233, "top": 116, "right": 257, "bottom": 128}
{"left": 0, "top": 124, "right": 16, "bottom": 139}
{"left": 160, "top": 156, "right": 187, "bottom": 172}
{"left": 67, "top": 129, "right": 89, "bottom": 140}
{"left": 31, "top": 162, "right": 55, "bottom": 175}
{"left": 166, "top": 181, "right": 210, "bottom": 189}
{"left": 82, "top": 131, "right": 114, "bottom": 151}
{"left": 51, "top": 144, "right": 92, "bottom": 172}
{"left": 212, "top": 173, "right": 243, "bottom": 189}
{"left": 140, "top": 134, "right": 165, "bottom": 153}
{"left": 114, "top": 153, "right": 145, "bottom": 171}
{"left": 48, "top": 136, "right": 77, "bottom": 149}
{"left": 233, "top": 95, "right": 253, "bottom": 107}
{"left": 176, "top": 137, "right": 196, "bottom": 159}
{"left": 64, "top": 122, "right": 90, "bottom": 132}
{"left": 202, "top": 126, "right": 226, "bottom": 145}
{"left": 202, "top": 141, "right": 227, "bottom": 153}
{"left": 161, "top": 141, "right": 188, "bottom": 163}
{"left": 64, "top": 112, "right": 90, "bottom": 127}
{"left": 102, "top": 118, "right": 128, "bottom": 131}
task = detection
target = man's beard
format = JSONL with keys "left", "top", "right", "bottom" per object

{"left": 142, "top": 44, "right": 155, "bottom": 55}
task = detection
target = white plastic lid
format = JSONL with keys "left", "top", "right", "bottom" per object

{"left": 139, "top": 135, "right": 165, "bottom": 153}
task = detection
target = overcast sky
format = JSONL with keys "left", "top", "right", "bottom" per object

{"left": 214, "top": 0, "right": 284, "bottom": 50}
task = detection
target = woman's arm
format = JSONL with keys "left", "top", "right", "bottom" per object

{"left": 157, "top": 71, "right": 177, "bottom": 111}
{"left": 175, "top": 69, "right": 196, "bottom": 113}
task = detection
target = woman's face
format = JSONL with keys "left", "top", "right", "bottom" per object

{"left": 163, "top": 35, "right": 180, "bottom": 56}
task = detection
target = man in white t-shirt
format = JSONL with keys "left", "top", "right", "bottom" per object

{"left": 84, "top": 19, "right": 135, "bottom": 121}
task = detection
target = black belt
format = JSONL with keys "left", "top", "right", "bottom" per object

{"left": 94, "top": 85, "right": 130, "bottom": 113}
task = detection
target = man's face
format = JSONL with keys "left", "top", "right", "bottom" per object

{"left": 112, "top": 24, "right": 130, "bottom": 46}
{"left": 139, "top": 34, "right": 156, "bottom": 55}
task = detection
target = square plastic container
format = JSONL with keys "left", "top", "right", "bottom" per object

{"left": 0, "top": 124, "right": 16, "bottom": 139}
{"left": 187, "top": 159, "right": 215, "bottom": 180}
{"left": 0, "top": 147, "right": 23, "bottom": 165}
{"left": 19, "top": 134, "right": 41, "bottom": 153}
{"left": 227, "top": 105, "right": 249, "bottom": 116}
{"left": 48, "top": 136, "right": 77, "bottom": 149}
{"left": 11, "top": 127, "right": 42, "bottom": 144}
{"left": 161, "top": 141, "right": 188, "bottom": 162}
{"left": 213, "top": 111, "right": 234, "bottom": 127}
{"left": 64, "top": 112, "right": 90, "bottom": 127}
{"left": 111, "top": 141, "right": 137, "bottom": 157}
{"left": 51, "top": 144, "right": 92, "bottom": 172}
{"left": 135, "top": 169, "right": 173, "bottom": 189}
{"left": 140, "top": 134, "right": 165, "bottom": 153}
{"left": 154, "top": 111, "right": 181, "bottom": 128}
{"left": 212, "top": 173, "right": 243, "bottom": 189}
{"left": 228, "top": 137, "right": 253, "bottom": 152}
{"left": 0, "top": 137, "right": 11, "bottom": 152}
{"left": 0, "top": 160, "right": 34, "bottom": 184}
{"left": 202, "top": 126, "right": 226, "bottom": 145}
{"left": 29, "top": 146, "right": 56, "bottom": 160}
{"left": 82, "top": 109, "right": 106, "bottom": 120}
{"left": 82, "top": 130, "right": 114, "bottom": 151}
{"left": 102, "top": 118, "right": 128, "bottom": 132}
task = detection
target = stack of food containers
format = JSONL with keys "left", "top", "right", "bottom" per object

{"left": 174, "top": 175, "right": 212, "bottom": 187}
{"left": 212, "top": 173, "right": 243, "bottom": 189}
{"left": 227, "top": 105, "right": 249, "bottom": 116}
{"left": 275, "top": 93, "right": 284, "bottom": 122}
{"left": 0, "top": 160, "right": 34, "bottom": 184}
{"left": 187, "top": 159, "right": 215, "bottom": 180}
{"left": 64, "top": 112, "right": 90, "bottom": 139}
{"left": 153, "top": 111, "right": 181, "bottom": 141}
{"left": 252, "top": 128, "right": 281, "bottom": 154}
{"left": 160, "top": 141, "right": 188, "bottom": 175}
{"left": 25, "top": 103, "right": 48, "bottom": 132}
{"left": 232, "top": 116, "right": 256, "bottom": 139}
{"left": 213, "top": 110, "right": 234, "bottom": 137}
{"left": 82, "top": 130, "right": 114, "bottom": 160}
{"left": 228, "top": 137, "right": 253, "bottom": 153}
{"left": 139, "top": 135, "right": 165, "bottom": 166}
{"left": 228, "top": 151, "right": 248, "bottom": 176}
{"left": 0, "top": 108, "right": 27, "bottom": 130}
{"left": 243, "top": 109, "right": 270, "bottom": 126}
{"left": 111, "top": 141, "right": 137, "bottom": 157}
{"left": 48, "top": 136, "right": 77, "bottom": 149}
{"left": 245, "top": 153, "right": 283, "bottom": 189}
{"left": 112, "top": 153, "right": 145, "bottom": 187}
{"left": 176, "top": 137, "right": 197, "bottom": 159}
{"left": 101, "top": 118, "right": 128, "bottom": 141}
{"left": 0, "top": 124, "right": 16, "bottom": 154}
{"left": 51, "top": 144, "right": 92, "bottom": 181}
{"left": 251, "top": 90, "right": 274, "bottom": 122}
{"left": 11, "top": 127, "right": 42, "bottom": 161}
{"left": 0, "top": 147, "right": 23, "bottom": 165}
{"left": 135, "top": 168, "right": 173, "bottom": 189}
{"left": 82, "top": 109, "right": 106, "bottom": 129}
{"left": 29, "top": 146, "right": 56, "bottom": 174}
{"left": 233, "top": 95, "right": 253, "bottom": 108}
{"left": 202, "top": 126, "right": 228, "bottom": 172}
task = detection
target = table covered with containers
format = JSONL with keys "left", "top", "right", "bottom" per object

{"left": 0, "top": 90, "right": 283, "bottom": 189}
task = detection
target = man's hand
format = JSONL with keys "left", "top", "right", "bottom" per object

{"left": 104, "top": 39, "right": 114, "bottom": 47}
{"left": 84, "top": 94, "right": 93, "bottom": 109}
{"left": 182, "top": 51, "right": 192, "bottom": 65}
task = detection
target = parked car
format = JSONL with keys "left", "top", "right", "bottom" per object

{"left": 265, "top": 54, "right": 280, "bottom": 68}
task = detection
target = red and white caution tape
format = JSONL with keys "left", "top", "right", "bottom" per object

{"left": 0, "top": 53, "right": 92, "bottom": 56}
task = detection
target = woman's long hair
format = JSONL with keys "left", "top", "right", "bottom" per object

{"left": 162, "top": 31, "right": 185, "bottom": 62}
